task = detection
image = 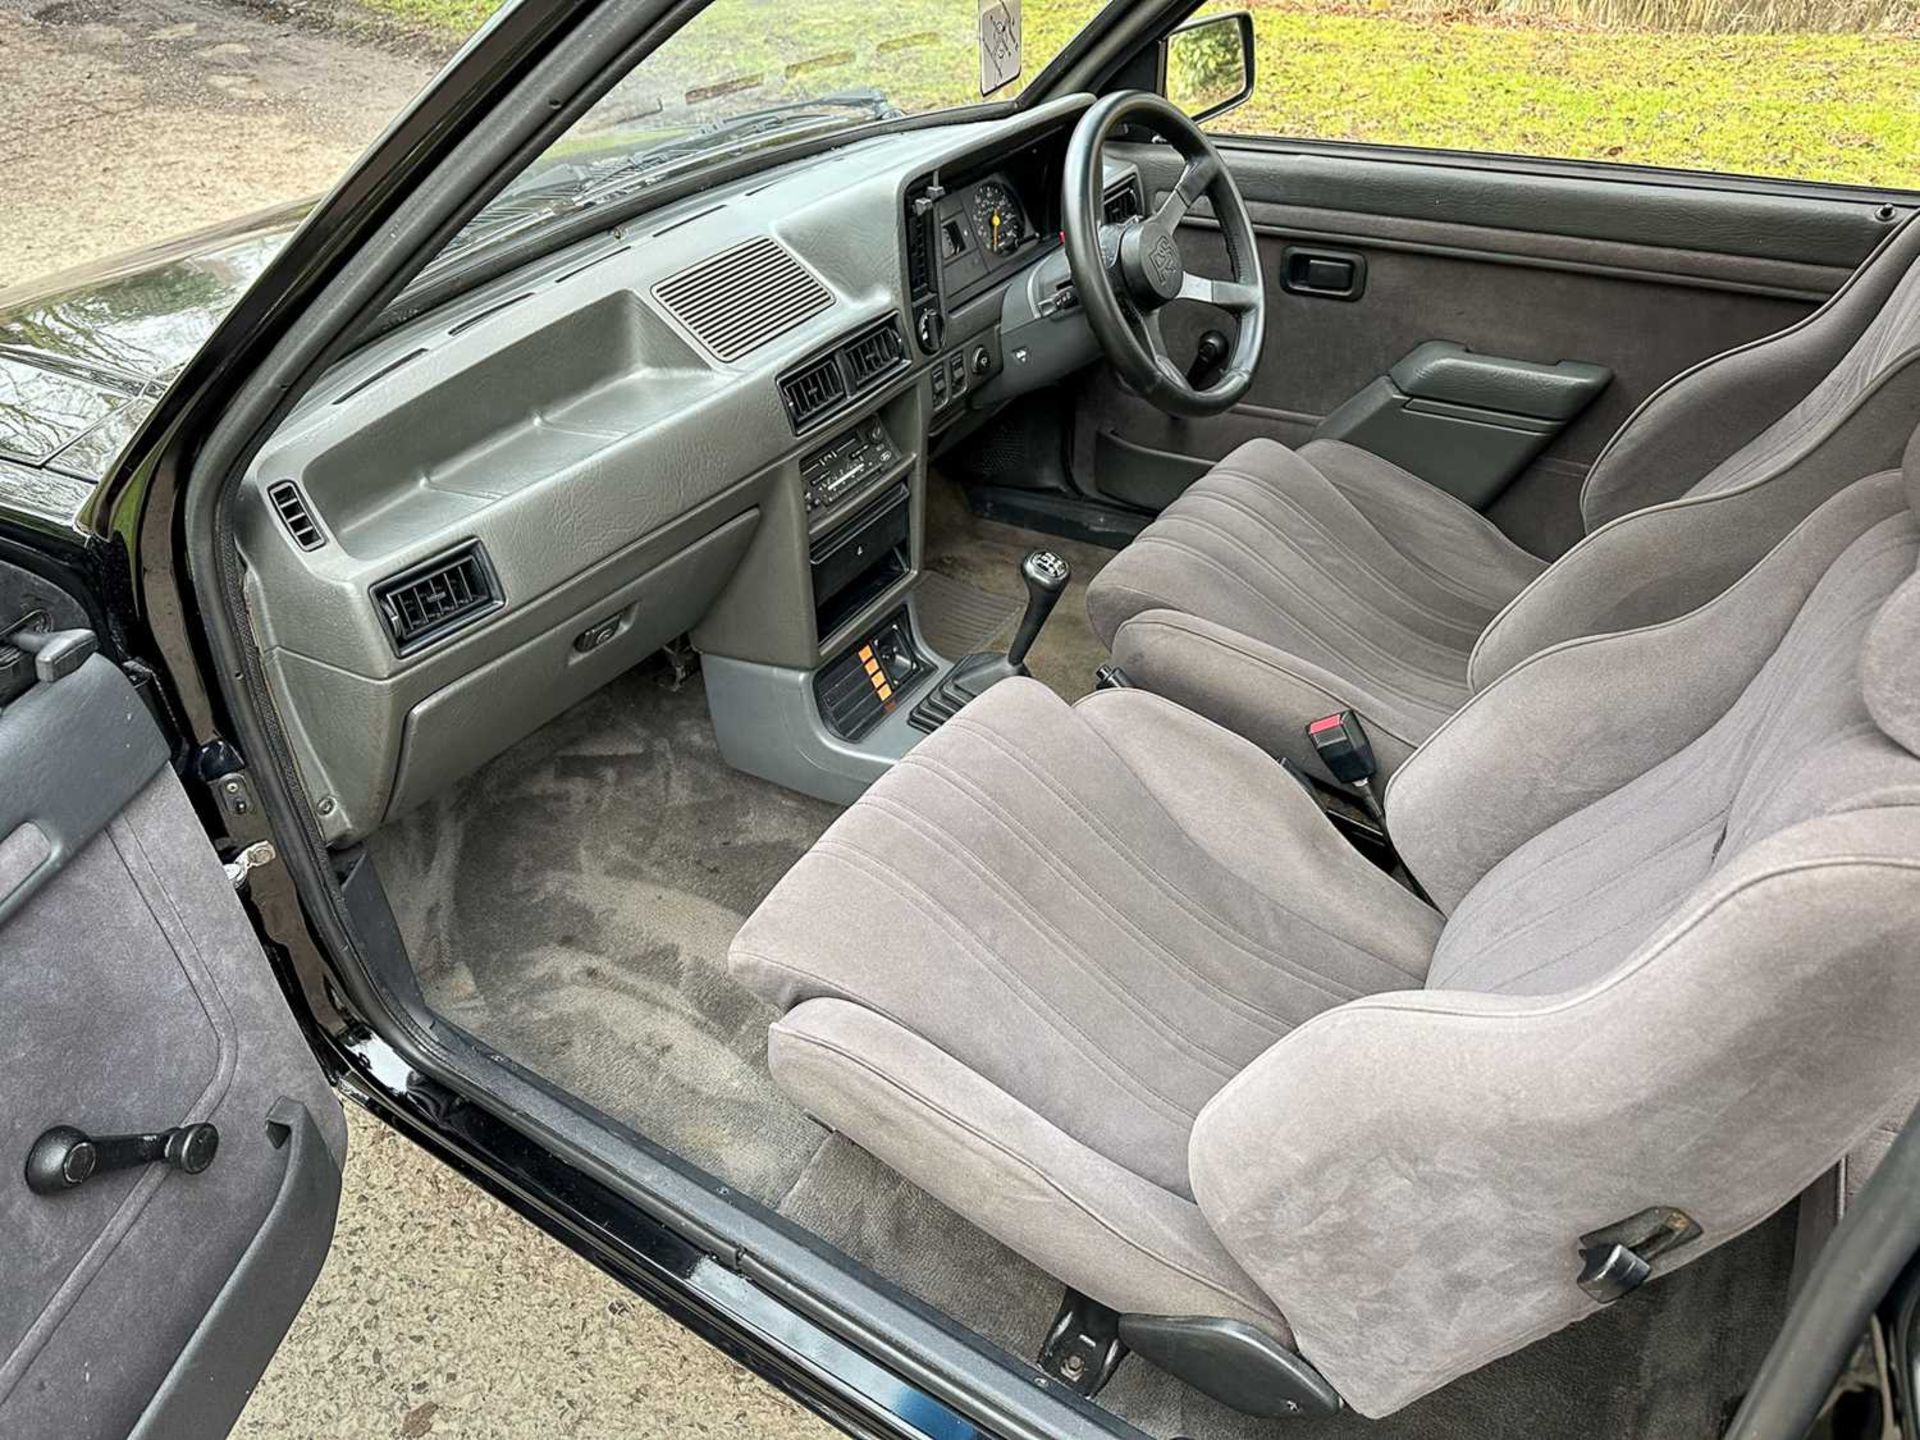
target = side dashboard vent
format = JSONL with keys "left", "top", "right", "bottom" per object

{"left": 652, "top": 236, "right": 834, "bottom": 362}
{"left": 267, "top": 480, "right": 326, "bottom": 551}
{"left": 372, "top": 541, "right": 501, "bottom": 655}
{"left": 904, "top": 186, "right": 936, "bottom": 302}
{"left": 779, "top": 354, "right": 847, "bottom": 430}
{"left": 841, "top": 318, "right": 907, "bottom": 391}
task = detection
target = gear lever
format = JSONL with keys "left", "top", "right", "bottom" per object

{"left": 1007, "top": 550, "right": 1071, "bottom": 671}
{"left": 909, "top": 549, "right": 1074, "bottom": 733}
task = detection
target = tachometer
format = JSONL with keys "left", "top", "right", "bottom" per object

{"left": 969, "top": 180, "right": 1025, "bottom": 257}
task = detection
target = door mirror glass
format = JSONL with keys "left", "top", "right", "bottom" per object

{"left": 1163, "top": 11, "right": 1255, "bottom": 123}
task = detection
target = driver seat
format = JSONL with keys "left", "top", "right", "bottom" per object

{"left": 1085, "top": 212, "right": 1920, "bottom": 781}
{"left": 731, "top": 446, "right": 1920, "bottom": 1417}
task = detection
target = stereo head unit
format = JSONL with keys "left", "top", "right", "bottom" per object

{"left": 802, "top": 418, "right": 901, "bottom": 515}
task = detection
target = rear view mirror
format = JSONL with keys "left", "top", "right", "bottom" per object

{"left": 1162, "top": 11, "right": 1256, "bottom": 124}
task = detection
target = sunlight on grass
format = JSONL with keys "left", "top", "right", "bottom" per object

{"left": 359, "top": 0, "right": 1920, "bottom": 188}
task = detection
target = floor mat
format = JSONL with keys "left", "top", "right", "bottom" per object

{"left": 915, "top": 570, "right": 1022, "bottom": 659}
{"left": 369, "top": 667, "right": 841, "bottom": 1205}
{"left": 921, "top": 471, "right": 1116, "bottom": 702}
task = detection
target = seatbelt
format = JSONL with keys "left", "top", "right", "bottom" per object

{"left": 1306, "top": 710, "right": 1387, "bottom": 830}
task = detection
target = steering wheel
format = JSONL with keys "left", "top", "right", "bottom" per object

{"left": 1062, "top": 91, "right": 1266, "bottom": 417}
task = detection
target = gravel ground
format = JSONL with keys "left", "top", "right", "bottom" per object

{"left": 0, "top": 4, "right": 839, "bottom": 1436}
{"left": 0, "top": 0, "right": 432, "bottom": 285}
{"left": 232, "top": 1107, "right": 837, "bottom": 1440}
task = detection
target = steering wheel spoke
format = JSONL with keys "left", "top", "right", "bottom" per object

{"left": 1154, "top": 153, "right": 1220, "bottom": 230}
{"left": 1177, "top": 273, "right": 1260, "bottom": 312}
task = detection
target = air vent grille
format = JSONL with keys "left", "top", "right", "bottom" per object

{"left": 1104, "top": 181, "right": 1144, "bottom": 225}
{"left": 779, "top": 355, "right": 847, "bottom": 430}
{"left": 267, "top": 480, "right": 325, "bottom": 551}
{"left": 778, "top": 318, "right": 909, "bottom": 433}
{"left": 372, "top": 542, "right": 501, "bottom": 655}
{"left": 652, "top": 236, "right": 834, "bottom": 362}
{"left": 904, "top": 188, "right": 935, "bottom": 301}
{"left": 842, "top": 318, "right": 906, "bottom": 390}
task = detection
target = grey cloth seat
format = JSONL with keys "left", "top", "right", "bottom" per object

{"left": 731, "top": 457, "right": 1920, "bottom": 1418}
{"left": 1088, "top": 213, "right": 1920, "bottom": 783}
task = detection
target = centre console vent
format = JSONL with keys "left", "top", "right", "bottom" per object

{"left": 841, "top": 317, "right": 907, "bottom": 390}
{"left": 1104, "top": 179, "right": 1144, "bottom": 225}
{"left": 267, "top": 480, "right": 326, "bottom": 551}
{"left": 779, "top": 317, "right": 909, "bottom": 433}
{"left": 652, "top": 236, "right": 834, "bottom": 363}
{"left": 373, "top": 541, "right": 502, "bottom": 655}
{"left": 780, "top": 354, "right": 847, "bottom": 431}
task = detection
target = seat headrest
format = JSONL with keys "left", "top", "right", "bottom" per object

{"left": 1863, "top": 426, "right": 1920, "bottom": 756}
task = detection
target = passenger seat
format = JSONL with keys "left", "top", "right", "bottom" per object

{"left": 730, "top": 439, "right": 1920, "bottom": 1417}
{"left": 1086, "top": 212, "right": 1920, "bottom": 783}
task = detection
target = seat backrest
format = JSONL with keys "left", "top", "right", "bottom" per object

{"left": 1582, "top": 211, "right": 1920, "bottom": 531}
{"left": 1189, "top": 452, "right": 1920, "bottom": 1419}
{"left": 1469, "top": 214, "right": 1920, "bottom": 687}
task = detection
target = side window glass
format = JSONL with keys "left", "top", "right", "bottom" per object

{"left": 1187, "top": 0, "right": 1915, "bottom": 189}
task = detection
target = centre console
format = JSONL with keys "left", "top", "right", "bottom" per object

{"left": 802, "top": 414, "right": 914, "bottom": 643}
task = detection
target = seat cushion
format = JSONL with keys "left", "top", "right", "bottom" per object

{"left": 767, "top": 996, "right": 1289, "bottom": 1332}
{"left": 730, "top": 679, "right": 1439, "bottom": 1325}
{"left": 732, "top": 678, "right": 1441, "bottom": 1194}
{"left": 1086, "top": 437, "right": 1545, "bottom": 776}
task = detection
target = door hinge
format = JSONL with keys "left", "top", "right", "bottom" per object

{"left": 223, "top": 840, "right": 277, "bottom": 891}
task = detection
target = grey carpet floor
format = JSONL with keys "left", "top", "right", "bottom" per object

{"left": 370, "top": 666, "right": 840, "bottom": 1204}
{"left": 921, "top": 470, "right": 1116, "bottom": 701}
{"left": 916, "top": 570, "right": 1023, "bottom": 660}
{"left": 371, "top": 565, "right": 1792, "bottom": 1440}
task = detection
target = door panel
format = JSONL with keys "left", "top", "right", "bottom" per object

{"left": 1086, "top": 143, "right": 1903, "bottom": 555}
{"left": 0, "top": 575, "right": 344, "bottom": 1440}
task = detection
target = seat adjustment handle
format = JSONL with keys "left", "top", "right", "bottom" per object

{"left": 1576, "top": 1205, "right": 1701, "bottom": 1303}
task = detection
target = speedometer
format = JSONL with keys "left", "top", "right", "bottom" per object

{"left": 969, "top": 180, "right": 1025, "bottom": 257}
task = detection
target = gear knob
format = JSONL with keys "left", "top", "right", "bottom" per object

{"left": 1008, "top": 550, "right": 1071, "bottom": 671}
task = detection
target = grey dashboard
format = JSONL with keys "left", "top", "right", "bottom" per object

{"left": 234, "top": 93, "right": 1121, "bottom": 845}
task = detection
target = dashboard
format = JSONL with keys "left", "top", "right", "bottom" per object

{"left": 232, "top": 93, "right": 1142, "bottom": 841}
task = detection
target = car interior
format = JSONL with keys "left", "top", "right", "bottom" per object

{"left": 216, "top": 33, "right": 1920, "bottom": 1436}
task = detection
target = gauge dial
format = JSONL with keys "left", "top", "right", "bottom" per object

{"left": 969, "top": 180, "right": 1025, "bottom": 257}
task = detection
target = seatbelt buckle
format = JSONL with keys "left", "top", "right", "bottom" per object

{"left": 1306, "top": 710, "right": 1376, "bottom": 787}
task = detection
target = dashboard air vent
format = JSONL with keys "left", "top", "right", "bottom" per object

{"left": 779, "top": 355, "right": 847, "bottom": 430}
{"left": 841, "top": 318, "right": 907, "bottom": 391}
{"left": 267, "top": 480, "right": 326, "bottom": 551}
{"left": 652, "top": 236, "right": 834, "bottom": 362}
{"left": 779, "top": 318, "right": 910, "bottom": 433}
{"left": 1103, "top": 180, "right": 1144, "bottom": 225}
{"left": 372, "top": 541, "right": 501, "bottom": 655}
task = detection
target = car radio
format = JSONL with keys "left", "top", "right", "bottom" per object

{"left": 802, "top": 418, "right": 901, "bottom": 515}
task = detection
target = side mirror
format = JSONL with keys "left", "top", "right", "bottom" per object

{"left": 1161, "top": 11, "right": 1256, "bottom": 124}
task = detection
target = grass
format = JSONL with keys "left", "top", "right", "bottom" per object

{"left": 356, "top": 0, "right": 1920, "bottom": 189}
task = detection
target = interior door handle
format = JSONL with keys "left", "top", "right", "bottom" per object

{"left": 1281, "top": 246, "right": 1366, "bottom": 301}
